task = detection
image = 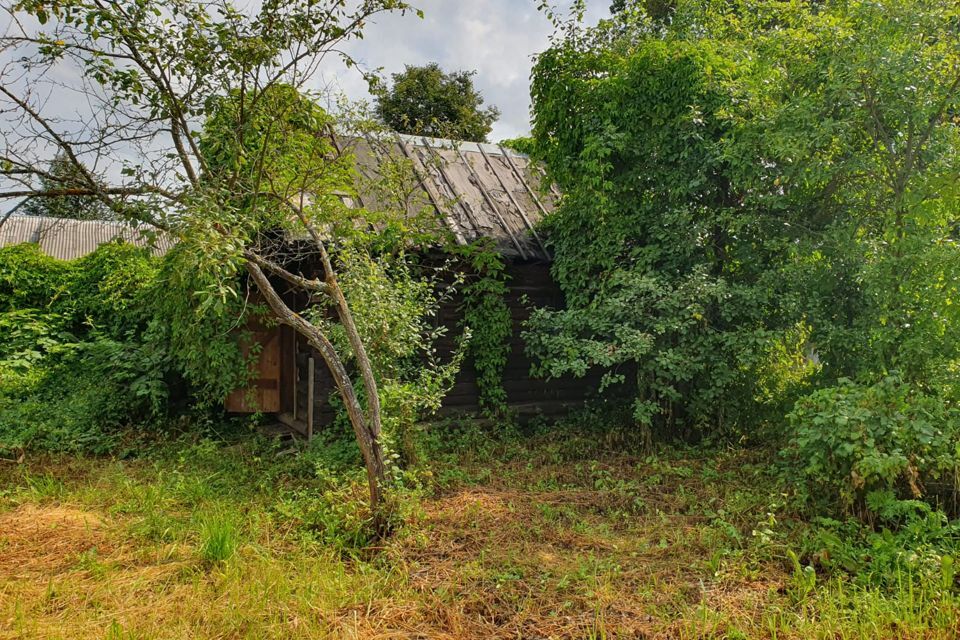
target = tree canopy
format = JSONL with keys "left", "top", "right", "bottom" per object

{"left": 20, "top": 154, "right": 112, "bottom": 220}
{"left": 0, "top": 0, "right": 441, "bottom": 523}
{"left": 374, "top": 63, "right": 501, "bottom": 142}
{"left": 526, "top": 0, "right": 960, "bottom": 455}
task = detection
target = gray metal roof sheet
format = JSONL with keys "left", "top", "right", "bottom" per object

{"left": 0, "top": 215, "right": 174, "bottom": 260}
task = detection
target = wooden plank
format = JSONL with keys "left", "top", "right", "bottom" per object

{"left": 307, "top": 357, "right": 315, "bottom": 442}
{"left": 278, "top": 412, "right": 309, "bottom": 437}
{"left": 291, "top": 333, "right": 298, "bottom": 421}
{"left": 225, "top": 322, "right": 281, "bottom": 413}
{"left": 277, "top": 322, "right": 297, "bottom": 417}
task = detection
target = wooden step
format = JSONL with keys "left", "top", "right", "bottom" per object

{"left": 277, "top": 412, "right": 310, "bottom": 438}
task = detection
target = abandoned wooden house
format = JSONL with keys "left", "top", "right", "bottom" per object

{"left": 226, "top": 134, "right": 600, "bottom": 435}
{"left": 0, "top": 134, "right": 600, "bottom": 435}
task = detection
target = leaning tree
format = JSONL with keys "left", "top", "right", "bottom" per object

{"left": 0, "top": 0, "right": 427, "bottom": 525}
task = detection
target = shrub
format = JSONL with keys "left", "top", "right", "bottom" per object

{"left": 806, "top": 508, "right": 960, "bottom": 590}
{"left": 0, "top": 240, "right": 246, "bottom": 455}
{"left": 0, "top": 240, "right": 157, "bottom": 332}
{"left": 0, "top": 243, "right": 73, "bottom": 311}
{"left": 784, "top": 376, "right": 960, "bottom": 519}
{"left": 0, "top": 334, "right": 169, "bottom": 455}
{"left": 66, "top": 241, "right": 158, "bottom": 333}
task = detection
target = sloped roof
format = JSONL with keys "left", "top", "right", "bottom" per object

{"left": 0, "top": 215, "right": 174, "bottom": 260}
{"left": 348, "top": 134, "right": 556, "bottom": 261}
{"left": 0, "top": 135, "right": 558, "bottom": 263}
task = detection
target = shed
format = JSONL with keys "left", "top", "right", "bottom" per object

{"left": 228, "top": 134, "right": 601, "bottom": 431}
{"left": 0, "top": 136, "right": 599, "bottom": 430}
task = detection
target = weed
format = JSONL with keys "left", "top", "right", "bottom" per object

{"left": 198, "top": 510, "right": 239, "bottom": 565}
{"left": 3, "top": 432, "right": 960, "bottom": 638}
{"left": 22, "top": 472, "right": 66, "bottom": 501}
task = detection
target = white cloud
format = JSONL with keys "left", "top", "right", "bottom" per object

{"left": 316, "top": 0, "right": 610, "bottom": 141}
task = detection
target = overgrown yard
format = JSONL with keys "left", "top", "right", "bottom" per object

{"left": 2, "top": 424, "right": 958, "bottom": 640}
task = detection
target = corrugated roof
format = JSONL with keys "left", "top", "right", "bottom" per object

{"left": 349, "top": 133, "right": 556, "bottom": 261}
{"left": 0, "top": 135, "right": 558, "bottom": 263}
{"left": 0, "top": 215, "right": 174, "bottom": 260}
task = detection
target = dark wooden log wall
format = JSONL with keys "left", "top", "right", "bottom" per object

{"left": 436, "top": 261, "right": 602, "bottom": 418}
{"left": 293, "top": 260, "right": 602, "bottom": 429}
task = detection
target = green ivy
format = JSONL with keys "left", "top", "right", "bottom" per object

{"left": 144, "top": 244, "right": 249, "bottom": 407}
{"left": 0, "top": 240, "right": 250, "bottom": 454}
{"left": 453, "top": 241, "right": 512, "bottom": 416}
{"left": 0, "top": 243, "right": 78, "bottom": 313}
{"left": 527, "top": 0, "right": 960, "bottom": 442}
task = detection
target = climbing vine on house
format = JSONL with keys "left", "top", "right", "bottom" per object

{"left": 0, "top": 240, "right": 252, "bottom": 454}
{"left": 453, "top": 241, "right": 512, "bottom": 416}
{"left": 145, "top": 244, "right": 251, "bottom": 407}
{"left": 528, "top": 0, "right": 960, "bottom": 519}
{"left": 528, "top": 0, "right": 960, "bottom": 442}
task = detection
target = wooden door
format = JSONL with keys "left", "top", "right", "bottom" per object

{"left": 225, "top": 318, "right": 282, "bottom": 414}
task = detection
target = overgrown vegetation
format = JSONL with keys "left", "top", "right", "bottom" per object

{"left": 0, "top": 242, "right": 176, "bottom": 454}
{"left": 4, "top": 425, "right": 960, "bottom": 638}
{"left": 453, "top": 241, "right": 512, "bottom": 416}
{"left": 527, "top": 0, "right": 960, "bottom": 518}
{"left": 2, "top": 0, "right": 960, "bottom": 635}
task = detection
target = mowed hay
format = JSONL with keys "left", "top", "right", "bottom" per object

{"left": 0, "top": 504, "right": 194, "bottom": 640}
{"left": 353, "top": 480, "right": 793, "bottom": 640}
{"left": 0, "top": 505, "right": 109, "bottom": 576}
{"left": 353, "top": 488, "right": 666, "bottom": 639}
{"left": 0, "top": 462, "right": 807, "bottom": 639}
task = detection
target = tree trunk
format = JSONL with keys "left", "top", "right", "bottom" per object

{"left": 292, "top": 209, "right": 385, "bottom": 442}
{"left": 245, "top": 261, "right": 388, "bottom": 529}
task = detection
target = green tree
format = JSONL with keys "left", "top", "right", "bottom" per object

{"left": 374, "top": 63, "right": 501, "bottom": 142}
{"left": 527, "top": 0, "right": 960, "bottom": 441}
{"left": 0, "top": 0, "right": 428, "bottom": 527}
{"left": 21, "top": 154, "right": 112, "bottom": 220}
{"left": 609, "top": 0, "right": 675, "bottom": 21}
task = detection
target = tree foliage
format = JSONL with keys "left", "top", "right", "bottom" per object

{"left": 527, "top": 0, "right": 960, "bottom": 462}
{"left": 374, "top": 63, "right": 501, "bottom": 142}
{"left": 0, "top": 241, "right": 170, "bottom": 454}
{"left": 0, "top": 0, "right": 436, "bottom": 524}
{"left": 20, "top": 153, "right": 113, "bottom": 220}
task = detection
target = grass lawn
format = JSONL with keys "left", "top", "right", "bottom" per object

{"left": 1, "top": 423, "right": 957, "bottom": 639}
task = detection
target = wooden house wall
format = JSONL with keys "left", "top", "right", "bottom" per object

{"left": 292, "top": 261, "right": 601, "bottom": 430}
{"left": 435, "top": 261, "right": 601, "bottom": 417}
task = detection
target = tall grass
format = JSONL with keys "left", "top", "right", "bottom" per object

{"left": 198, "top": 510, "right": 239, "bottom": 565}
{"left": 3, "top": 433, "right": 960, "bottom": 639}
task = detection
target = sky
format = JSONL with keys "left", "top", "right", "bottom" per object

{"left": 0, "top": 0, "right": 611, "bottom": 213}
{"left": 319, "top": 0, "right": 611, "bottom": 141}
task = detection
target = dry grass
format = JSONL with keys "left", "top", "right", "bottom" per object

{"left": 0, "top": 505, "right": 109, "bottom": 577}
{"left": 0, "top": 443, "right": 958, "bottom": 639}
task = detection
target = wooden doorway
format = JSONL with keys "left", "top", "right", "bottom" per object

{"left": 225, "top": 312, "right": 282, "bottom": 414}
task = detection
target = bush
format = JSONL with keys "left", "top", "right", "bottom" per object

{"left": 0, "top": 240, "right": 242, "bottom": 455}
{"left": 806, "top": 508, "right": 960, "bottom": 590}
{"left": 0, "top": 334, "right": 169, "bottom": 455}
{"left": 784, "top": 376, "right": 960, "bottom": 520}
{"left": 0, "top": 243, "right": 73, "bottom": 311}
